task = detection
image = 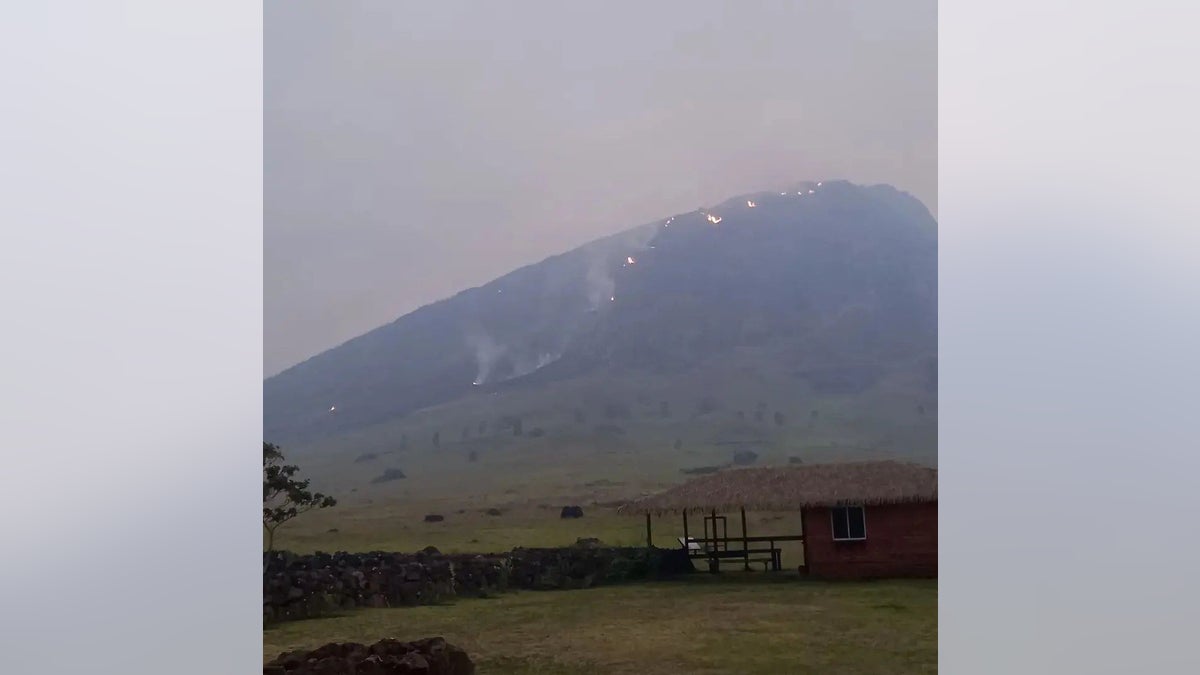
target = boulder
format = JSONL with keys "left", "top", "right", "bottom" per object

{"left": 559, "top": 505, "right": 584, "bottom": 519}
{"left": 264, "top": 637, "right": 474, "bottom": 675}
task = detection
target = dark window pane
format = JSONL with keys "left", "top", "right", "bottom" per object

{"left": 831, "top": 507, "right": 850, "bottom": 539}
{"left": 847, "top": 506, "right": 866, "bottom": 539}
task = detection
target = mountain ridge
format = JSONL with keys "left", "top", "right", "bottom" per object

{"left": 265, "top": 180, "right": 937, "bottom": 455}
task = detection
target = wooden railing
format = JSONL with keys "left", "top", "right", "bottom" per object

{"left": 679, "top": 534, "right": 805, "bottom": 572}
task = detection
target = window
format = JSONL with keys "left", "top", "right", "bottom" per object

{"left": 830, "top": 506, "right": 866, "bottom": 541}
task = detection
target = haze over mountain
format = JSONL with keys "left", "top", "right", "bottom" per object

{"left": 265, "top": 180, "right": 936, "bottom": 468}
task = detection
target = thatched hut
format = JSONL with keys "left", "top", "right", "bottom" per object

{"left": 621, "top": 460, "right": 937, "bottom": 579}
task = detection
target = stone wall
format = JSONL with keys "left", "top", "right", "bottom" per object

{"left": 507, "top": 546, "right": 660, "bottom": 590}
{"left": 264, "top": 545, "right": 680, "bottom": 624}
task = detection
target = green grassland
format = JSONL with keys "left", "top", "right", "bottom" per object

{"left": 264, "top": 578, "right": 937, "bottom": 674}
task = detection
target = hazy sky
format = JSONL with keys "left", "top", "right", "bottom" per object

{"left": 265, "top": 0, "right": 936, "bottom": 377}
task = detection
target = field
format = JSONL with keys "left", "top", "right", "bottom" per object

{"left": 267, "top": 378, "right": 938, "bottom": 673}
{"left": 264, "top": 577, "right": 937, "bottom": 674}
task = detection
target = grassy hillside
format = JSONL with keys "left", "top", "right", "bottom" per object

{"left": 283, "top": 348, "right": 935, "bottom": 508}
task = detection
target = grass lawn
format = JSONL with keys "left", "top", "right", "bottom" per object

{"left": 264, "top": 576, "right": 936, "bottom": 674}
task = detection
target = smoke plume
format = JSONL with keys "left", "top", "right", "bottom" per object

{"left": 465, "top": 331, "right": 506, "bottom": 385}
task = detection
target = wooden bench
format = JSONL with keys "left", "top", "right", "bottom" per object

{"left": 679, "top": 538, "right": 781, "bottom": 572}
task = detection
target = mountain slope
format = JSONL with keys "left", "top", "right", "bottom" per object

{"left": 265, "top": 180, "right": 937, "bottom": 461}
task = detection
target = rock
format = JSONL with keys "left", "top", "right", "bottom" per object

{"left": 560, "top": 505, "right": 584, "bottom": 519}
{"left": 424, "top": 514, "right": 445, "bottom": 523}
{"left": 264, "top": 637, "right": 474, "bottom": 675}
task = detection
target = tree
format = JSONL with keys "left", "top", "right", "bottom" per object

{"left": 263, "top": 442, "right": 336, "bottom": 553}
{"left": 432, "top": 431, "right": 440, "bottom": 448}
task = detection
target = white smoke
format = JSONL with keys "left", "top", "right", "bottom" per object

{"left": 583, "top": 224, "right": 657, "bottom": 311}
{"left": 585, "top": 256, "right": 616, "bottom": 311}
{"left": 505, "top": 351, "right": 562, "bottom": 380}
{"left": 465, "top": 331, "right": 506, "bottom": 385}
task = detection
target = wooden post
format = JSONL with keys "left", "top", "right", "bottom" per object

{"left": 645, "top": 512, "right": 652, "bottom": 548}
{"left": 741, "top": 507, "right": 750, "bottom": 571}
{"left": 682, "top": 510, "right": 689, "bottom": 546}
{"left": 798, "top": 508, "right": 809, "bottom": 575}
{"left": 710, "top": 509, "right": 719, "bottom": 573}
{"left": 711, "top": 510, "right": 718, "bottom": 552}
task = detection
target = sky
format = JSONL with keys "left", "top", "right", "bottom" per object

{"left": 265, "top": 0, "right": 936, "bottom": 377}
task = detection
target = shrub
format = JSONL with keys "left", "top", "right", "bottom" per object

{"left": 733, "top": 450, "right": 759, "bottom": 466}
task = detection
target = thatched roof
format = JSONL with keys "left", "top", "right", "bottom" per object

{"left": 619, "top": 460, "right": 937, "bottom": 514}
